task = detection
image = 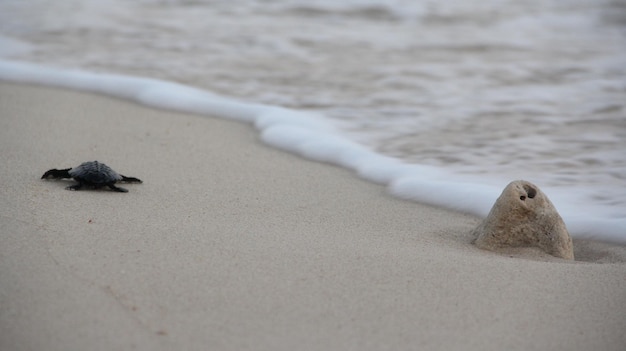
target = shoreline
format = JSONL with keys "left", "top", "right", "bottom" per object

{"left": 1, "top": 60, "right": 625, "bottom": 244}
{"left": 1, "top": 82, "right": 625, "bottom": 350}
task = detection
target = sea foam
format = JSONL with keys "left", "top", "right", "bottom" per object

{"left": 1, "top": 60, "right": 624, "bottom": 244}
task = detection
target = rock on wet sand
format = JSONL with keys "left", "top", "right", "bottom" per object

{"left": 472, "top": 180, "right": 574, "bottom": 260}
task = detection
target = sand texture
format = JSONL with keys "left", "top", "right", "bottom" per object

{"left": 1, "top": 83, "right": 625, "bottom": 351}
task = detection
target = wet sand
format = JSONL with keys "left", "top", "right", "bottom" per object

{"left": 1, "top": 82, "right": 625, "bottom": 351}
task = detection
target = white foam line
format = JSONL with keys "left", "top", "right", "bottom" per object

{"left": 1, "top": 60, "right": 624, "bottom": 244}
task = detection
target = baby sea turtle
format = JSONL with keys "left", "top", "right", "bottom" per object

{"left": 41, "top": 161, "right": 142, "bottom": 192}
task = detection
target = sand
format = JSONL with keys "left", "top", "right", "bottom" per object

{"left": 1, "top": 82, "right": 625, "bottom": 351}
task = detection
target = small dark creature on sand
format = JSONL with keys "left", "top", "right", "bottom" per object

{"left": 41, "top": 161, "right": 142, "bottom": 192}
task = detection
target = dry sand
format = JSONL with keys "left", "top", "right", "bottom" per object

{"left": 1, "top": 82, "right": 625, "bottom": 351}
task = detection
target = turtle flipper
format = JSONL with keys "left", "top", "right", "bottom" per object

{"left": 120, "top": 175, "right": 142, "bottom": 183}
{"left": 66, "top": 183, "right": 83, "bottom": 191}
{"left": 108, "top": 183, "right": 129, "bottom": 193}
{"left": 41, "top": 168, "right": 72, "bottom": 179}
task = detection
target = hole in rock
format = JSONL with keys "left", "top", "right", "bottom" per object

{"left": 523, "top": 185, "right": 537, "bottom": 199}
{"left": 520, "top": 195, "right": 526, "bottom": 201}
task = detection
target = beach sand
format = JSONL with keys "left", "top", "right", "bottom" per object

{"left": 1, "top": 82, "right": 625, "bottom": 351}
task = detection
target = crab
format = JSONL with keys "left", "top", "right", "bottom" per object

{"left": 41, "top": 161, "right": 142, "bottom": 192}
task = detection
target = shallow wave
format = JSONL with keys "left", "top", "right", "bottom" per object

{"left": 1, "top": 60, "right": 624, "bottom": 243}
{"left": 0, "top": 0, "right": 624, "bottom": 242}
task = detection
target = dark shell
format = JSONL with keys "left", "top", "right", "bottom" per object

{"left": 68, "top": 161, "right": 122, "bottom": 184}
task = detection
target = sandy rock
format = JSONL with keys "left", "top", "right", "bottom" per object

{"left": 472, "top": 180, "right": 574, "bottom": 260}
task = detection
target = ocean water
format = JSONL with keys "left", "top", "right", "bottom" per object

{"left": 1, "top": 0, "right": 625, "bottom": 242}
